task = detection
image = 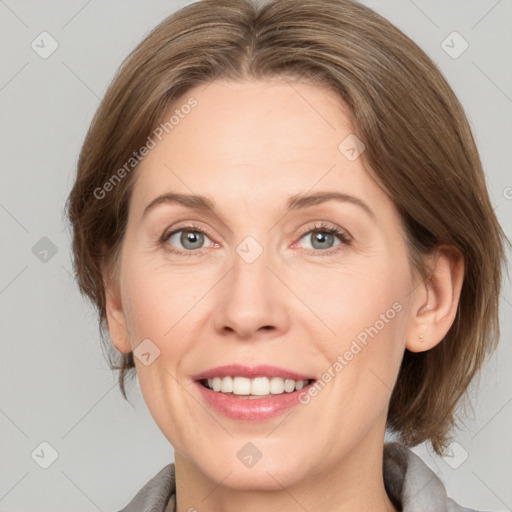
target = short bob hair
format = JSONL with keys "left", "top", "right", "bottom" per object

{"left": 66, "top": 0, "right": 508, "bottom": 454}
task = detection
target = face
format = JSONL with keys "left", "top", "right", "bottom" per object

{"left": 108, "top": 79, "right": 422, "bottom": 490}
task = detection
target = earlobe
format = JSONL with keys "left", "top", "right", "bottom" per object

{"left": 406, "top": 246, "right": 464, "bottom": 353}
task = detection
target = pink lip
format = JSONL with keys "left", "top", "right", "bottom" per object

{"left": 191, "top": 364, "right": 316, "bottom": 422}
{"left": 194, "top": 380, "right": 315, "bottom": 421}
{"left": 191, "top": 364, "right": 315, "bottom": 381}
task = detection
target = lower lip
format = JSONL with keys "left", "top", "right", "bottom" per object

{"left": 194, "top": 381, "right": 314, "bottom": 421}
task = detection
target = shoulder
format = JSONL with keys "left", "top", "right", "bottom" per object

{"left": 115, "top": 463, "right": 175, "bottom": 512}
{"left": 384, "top": 442, "right": 486, "bottom": 512}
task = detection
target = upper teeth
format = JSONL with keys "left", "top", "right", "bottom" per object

{"left": 206, "top": 376, "right": 308, "bottom": 395}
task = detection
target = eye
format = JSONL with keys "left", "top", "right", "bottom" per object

{"left": 296, "top": 222, "right": 351, "bottom": 254}
{"left": 159, "top": 221, "right": 350, "bottom": 256}
{"left": 161, "top": 224, "right": 214, "bottom": 254}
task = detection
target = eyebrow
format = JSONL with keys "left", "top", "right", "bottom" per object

{"left": 142, "top": 191, "right": 375, "bottom": 221}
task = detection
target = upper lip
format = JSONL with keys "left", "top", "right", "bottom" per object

{"left": 192, "top": 364, "right": 316, "bottom": 382}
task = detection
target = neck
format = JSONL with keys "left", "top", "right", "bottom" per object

{"left": 173, "top": 431, "right": 397, "bottom": 512}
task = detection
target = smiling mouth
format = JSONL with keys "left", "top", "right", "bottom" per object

{"left": 199, "top": 376, "right": 316, "bottom": 398}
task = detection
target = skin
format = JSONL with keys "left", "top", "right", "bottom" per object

{"left": 104, "top": 79, "right": 464, "bottom": 512}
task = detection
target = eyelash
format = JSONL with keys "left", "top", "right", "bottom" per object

{"left": 159, "top": 221, "right": 351, "bottom": 257}
{"left": 295, "top": 222, "right": 352, "bottom": 256}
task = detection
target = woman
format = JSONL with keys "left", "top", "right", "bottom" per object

{"left": 66, "top": 0, "right": 508, "bottom": 511}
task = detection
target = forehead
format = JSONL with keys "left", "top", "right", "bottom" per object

{"left": 130, "top": 78, "right": 389, "bottom": 217}
{"left": 166, "top": 79, "right": 351, "bottom": 162}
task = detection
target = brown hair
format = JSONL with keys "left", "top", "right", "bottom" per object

{"left": 65, "top": 0, "right": 508, "bottom": 454}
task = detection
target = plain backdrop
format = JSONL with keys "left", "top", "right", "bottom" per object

{"left": 1, "top": 1, "right": 511, "bottom": 511}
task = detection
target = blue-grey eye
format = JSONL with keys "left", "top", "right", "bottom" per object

{"left": 300, "top": 230, "right": 342, "bottom": 250}
{"left": 168, "top": 229, "right": 210, "bottom": 250}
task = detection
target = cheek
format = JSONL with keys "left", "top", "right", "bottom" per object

{"left": 301, "top": 259, "right": 409, "bottom": 396}
{"left": 121, "top": 261, "right": 195, "bottom": 447}
{"left": 300, "top": 262, "right": 408, "bottom": 341}
{"left": 120, "top": 254, "right": 205, "bottom": 343}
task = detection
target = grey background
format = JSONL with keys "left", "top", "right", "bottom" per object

{"left": 0, "top": 0, "right": 511, "bottom": 510}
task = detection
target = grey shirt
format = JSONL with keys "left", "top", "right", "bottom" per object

{"left": 117, "top": 442, "right": 482, "bottom": 512}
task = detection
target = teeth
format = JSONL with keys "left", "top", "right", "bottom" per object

{"left": 220, "top": 376, "right": 233, "bottom": 393}
{"left": 234, "top": 376, "right": 251, "bottom": 395}
{"left": 249, "top": 377, "right": 266, "bottom": 395}
{"left": 269, "top": 377, "right": 284, "bottom": 394}
{"left": 204, "top": 376, "right": 310, "bottom": 396}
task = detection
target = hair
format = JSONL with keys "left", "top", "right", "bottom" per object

{"left": 65, "top": 0, "right": 508, "bottom": 455}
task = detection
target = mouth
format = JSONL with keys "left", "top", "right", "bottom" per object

{"left": 198, "top": 376, "right": 315, "bottom": 399}
{"left": 192, "top": 364, "right": 318, "bottom": 421}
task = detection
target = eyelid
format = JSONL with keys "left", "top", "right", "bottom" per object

{"left": 295, "top": 221, "right": 350, "bottom": 239}
{"left": 162, "top": 221, "right": 215, "bottom": 240}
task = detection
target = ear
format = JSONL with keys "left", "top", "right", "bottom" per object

{"left": 406, "top": 245, "right": 464, "bottom": 353}
{"left": 102, "top": 256, "right": 132, "bottom": 354}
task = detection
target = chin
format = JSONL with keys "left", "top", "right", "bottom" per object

{"left": 189, "top": 446, "right": 310, "bottom": 492}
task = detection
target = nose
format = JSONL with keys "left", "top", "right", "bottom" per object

{"left": 212, "top": 243, "right": 291, "bottom": 341}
